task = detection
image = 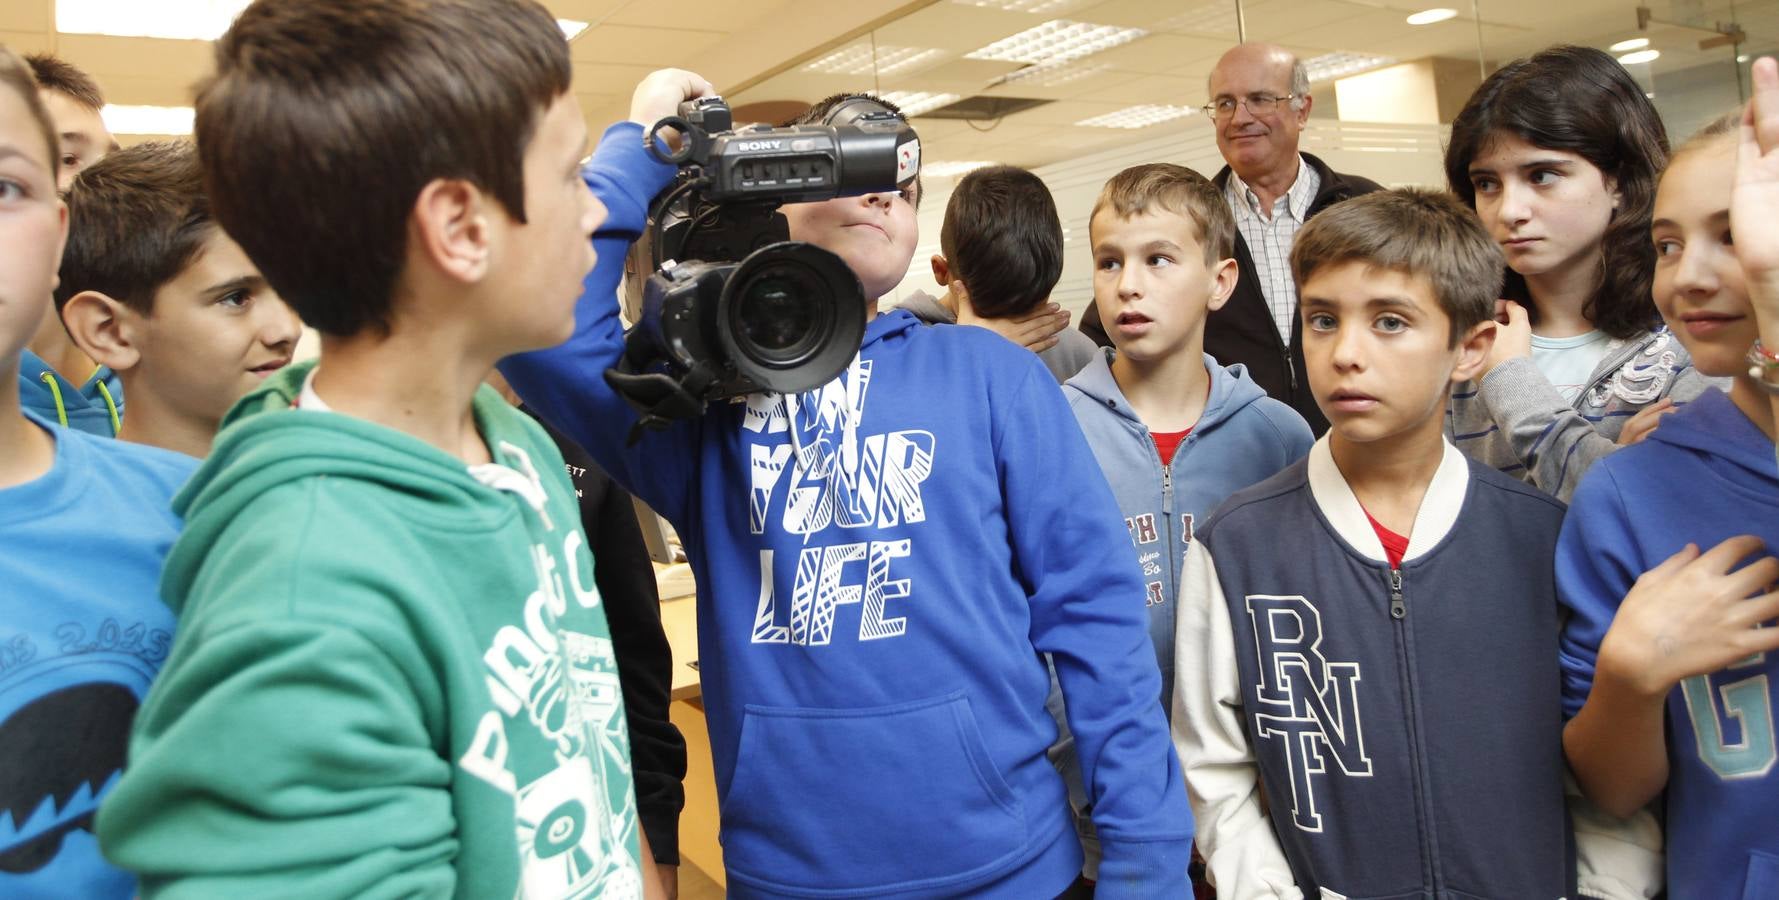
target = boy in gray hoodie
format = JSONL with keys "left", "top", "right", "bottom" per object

{"left": 1052, "top": 163, "right": 1313, "bottom": 883}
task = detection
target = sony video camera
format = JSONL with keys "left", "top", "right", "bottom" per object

{"left": 605, "top": 96, "right": 920, "bottom": 434}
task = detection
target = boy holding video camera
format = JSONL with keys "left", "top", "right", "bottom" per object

{"left": 502, "top": 77, "right": 1192, "bottom": 897}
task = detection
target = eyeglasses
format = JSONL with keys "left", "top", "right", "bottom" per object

{"left": 1201, "top": 93, "right": 1298, "bottom": 120}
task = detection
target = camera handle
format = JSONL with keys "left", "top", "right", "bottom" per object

{"left": 604, "top": 329, "right": 725, "bottom": 445}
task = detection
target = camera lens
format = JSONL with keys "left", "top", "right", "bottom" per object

{"left": 719, "top": 242, "right": 866, "bottom": 394}
{"left": 735, "top": 273, "right": 823, "bottom": 358}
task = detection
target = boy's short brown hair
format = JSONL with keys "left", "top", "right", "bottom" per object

{"left": 55, "top": 141, "right": 211, "bottom": 316}
{"left": 1, "top": 47, "right": 58, "bottom": 178}
{"left": 24, "top": 53, "right": 105, "bottom": 110}
{"left": 1290, "top": 189, "right": 1501, "bottom": 344}
{"left": 195, "top": 0, "right": 570, "bottom": 337}
{"left": 1090, "top": 163, "right": 1234, "bottom": 265}
{"left": 939, "top": 165, "right": 1062, "bottom": 318}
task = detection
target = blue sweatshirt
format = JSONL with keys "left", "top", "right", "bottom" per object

{"left": 0, "top": 413, "right": 193, "bottom": 898}
{"left": 18, "top": 351, "right": 122, "bottom": 438}
{"left": 501, "top": 122, "right": 1192, "bottom": 898}
{"left": 1557, "top": 388, "right": 1779, "bottom": 900}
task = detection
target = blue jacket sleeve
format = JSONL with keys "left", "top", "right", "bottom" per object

{"left": 1555, "top": 464, "right": 1643, "bottom": 720}
{"left": 996, "top": 361, "right": 1194, "bottom": 896}
{"left": 498, "top": 121, "right": 697, "bottom": 525}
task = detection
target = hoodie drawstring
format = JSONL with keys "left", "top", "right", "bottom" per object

{"left": 95, "top": 379, "right": 121, "bottom": 436}
{"left": 36, "top": 370, "right": 122, "bottom": 436}
{"left": 37, "top": 372, "right": 68, "bottom": 428}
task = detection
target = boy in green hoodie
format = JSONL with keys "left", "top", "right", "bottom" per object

{"left": 93, "top": 1, "right": 663, "bottom": 896}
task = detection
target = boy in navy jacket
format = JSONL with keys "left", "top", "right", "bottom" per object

{"left": 1172, "top": 189, "right": 1572, "bottom": 898}
{"left": 502, "top": 77, "right": 1191, "bottom": 897}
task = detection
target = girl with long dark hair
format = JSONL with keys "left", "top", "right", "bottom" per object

{"left": 1444, "top": 44, "right": 1717, "bottom": 500}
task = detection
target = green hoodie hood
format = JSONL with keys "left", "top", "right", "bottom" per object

{"left": 164, "top": 360, "right": 545, "bottom": 612}
{"left": 99, "top": 359, "right": 648, "bottom": 899}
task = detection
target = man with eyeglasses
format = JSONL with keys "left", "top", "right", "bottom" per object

{"left": 1078, "top": 43, "right": 1380, "bottom": 435}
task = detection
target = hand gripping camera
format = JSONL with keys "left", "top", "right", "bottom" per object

{"left": 604, "top": 96, "right": 921, "bottom": 436}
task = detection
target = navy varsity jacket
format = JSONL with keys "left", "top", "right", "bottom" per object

{"left": 1172, "top": 437, "right": 1573, "bottom": 899}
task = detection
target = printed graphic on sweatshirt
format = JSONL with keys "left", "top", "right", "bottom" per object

{"left": 461, "top": 445, "right": 641, "bottom": 899}
{"left": 743, "top": 359, "right": 934, "bottom": 646}
{"left": 1680, "top": 652, "right": 1775, "bottom": 780}
{"left": 1246, "top": 594, "right": 1373, "bottom": 833}
{"left": 0, "top": 614, "right": 168, "bottom": 890}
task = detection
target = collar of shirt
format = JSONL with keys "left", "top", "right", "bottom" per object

{"left": 1227, "top": 155, "right": 1320, "bottom": 223}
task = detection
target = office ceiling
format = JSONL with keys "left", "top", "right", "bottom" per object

{"left": 1, "top": 0, "right": 1771, "bottom": 169}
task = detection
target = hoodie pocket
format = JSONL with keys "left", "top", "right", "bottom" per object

{"left": 1745, "top": 850, "right": 1779, "bottom": 900}
{"left": 720, "top": 690, "right": 1029, "bottom": 894}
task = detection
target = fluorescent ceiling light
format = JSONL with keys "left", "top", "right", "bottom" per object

{"left": 58, "top": 0, "right": 248, "bottom": 41}
{"left": 103, "top": 105, "right": 194, "bottom": 135}
{"left": 967, "top": 20, "right": 1147, "bottom": 66}
{"left": 920, "top": 160, "right": 998, "bottom": 178}
{"left": 1609, "top": 37, "right": 1650, "bottom": 52}
{"left": 1405, "top": 8, "right": 1457, "bottom": 25}
{"left": 1618, "top": 49, "right": 1661, "bottom": 65}
{"left": 803, "top": 43, "right": 946, "bottom": 76}
{"left": 1075, "top": 104, "right": 1197, "bottom": 129}
{"left": 1303, "top": 51, "right": 1397, "bottom": 82}
{"left": 875, "top": 92, "right": 962, "bottom": 117}
{"left": 557, "top": 19, "right": 589, "bottom": 40}
{"left": 952, "top": 0, "right": 1087, "bottom": 13}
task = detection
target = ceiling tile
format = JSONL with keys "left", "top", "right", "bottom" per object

{"left": 601, "top": 0, "right": 781, "bottom": 32}
{"left": 571, "top": 24, "right": 726, "bottom": 65}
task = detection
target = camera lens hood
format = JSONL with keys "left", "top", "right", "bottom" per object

{"left": 717, "top": 241, "right": 865, "bottom": 395}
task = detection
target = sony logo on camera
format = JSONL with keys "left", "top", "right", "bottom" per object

{"left": 737, "top": 139, "right": 785, "bottom": 152}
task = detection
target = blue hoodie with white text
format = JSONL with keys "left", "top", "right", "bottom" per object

{"left": 500, "top": 122, "right": 1192, "bottom": 898}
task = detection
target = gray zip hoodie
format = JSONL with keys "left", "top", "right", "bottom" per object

{"left": 1447, "top": 327, "right": 1722, "bottom": 501}
{"left": 1049, "top": 349, "right": 1313, "bottom": 877}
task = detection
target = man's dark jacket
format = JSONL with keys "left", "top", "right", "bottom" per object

{"left": 1078, "top": 152, "right": 1382, "bottom": 435}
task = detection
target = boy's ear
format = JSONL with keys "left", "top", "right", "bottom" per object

{"left": 929, "top": 253, "right": 952, "bottom": 286}
{"left": 410, "top": 178, "right": 493, "bottom": 285}
{"left": 1206, "top": 257, "right": 1239, "bottom": 312}
{"left": 1451, "top": 317, "right": 1497, "bottom": 384}
{"left": 60, "top": 291, "right": 142, "bottom": 373}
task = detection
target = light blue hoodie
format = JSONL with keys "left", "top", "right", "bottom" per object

{"left": 1063, "top": 349, "right": 1314, "bottom": 704}
{"left": 1049, "top": 350, "right": 1311, "bottom": 876}
{"left": 18, "top": 351, "right": 122, "bottom": 438}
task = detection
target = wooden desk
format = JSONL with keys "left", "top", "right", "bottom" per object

{"left": 656, "top": 563, "right": 701, "bottom": 701}
{"left": 653, "top": 563, "right": 724, "bottom": 888}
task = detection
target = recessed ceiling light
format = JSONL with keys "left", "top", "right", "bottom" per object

{"left": 875, "top": 92, "right": 963, "bottom": 117}
{"left": 557, "top": 19, "right": 589, "bottom": 40}
{"left": 1609, "top": 38, "right": 1650, "bottom": 52}
{"left": 1075, "top": 104, "right": 1197, "bottom": 129}
{"left": 1405, "top": 8, "right": 1457, "bottom": 25}
{"left": 1618, "top": 49, "right": 1661, "bottom": 65}
{"left": 803, "top": 43, "right": 946, "bottom": 76}
{"left": 58, "top": 0, "right": 248, "bottom": 40}
{"left": 102, "top": 105, "right": 194, "bottom": 135}
{"left": 967, "top": 20, "right": 1148, "bottom": 66}
{"left": 1302, "top": 51, "right": 1397, "bottom": 82}
{"left": 920, "top": 160, "right": 999, "bottom": 178}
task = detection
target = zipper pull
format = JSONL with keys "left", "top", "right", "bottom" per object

{"left": 1389, "top": 568, "right": 1405, "bottom": 619}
